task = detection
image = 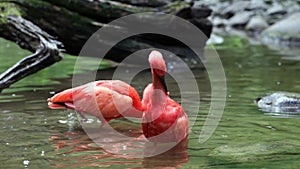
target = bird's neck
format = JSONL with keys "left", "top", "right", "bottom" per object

{"left": 151, "top": 71, "right": 167, "bottom": 94}
{"left": 151, "top": 72, "right": 167, "bottom": 107}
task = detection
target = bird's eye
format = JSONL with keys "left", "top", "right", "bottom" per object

{"left": 266, "top": 102, "right": 272, "bottom": 105}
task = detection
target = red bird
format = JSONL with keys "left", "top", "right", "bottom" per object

{"left": 142, "top": 51, "right": 189, "bottom": 143}
{"left": 47, "top": 51, "right": 188, "bottom": 144}
{"left": 47, "top": 80, "right": 144, "bottom": 124}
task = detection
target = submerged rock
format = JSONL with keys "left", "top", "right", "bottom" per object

{"left": 256, "top": 92, "right": 300, "bottom": 113}
{"left": 211, "top": 142, "right": 297, "bottom": 162}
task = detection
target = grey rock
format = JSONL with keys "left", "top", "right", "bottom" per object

{"left": 262, "top": 12, "right": 300, "bottom": 46}
{"left": 192, "top": 0, "right": 218, "bottom": 7}
{"left": 221, "top": 1, "right": 251, "bottom": 17}
{"left": 192, "top": 0, "right": 219, "bottom": 7}
{"left": 247, "top": 0, "right": 268, "bottom": 11}
{"left": 118, "top": 0, "right": 168, "bottom": 7}
{"left": 206, "top": 33, "right": 224, "bottom": 45}
{"left": 287, "top": 5, "right": 300, "bottom": 14}
{"left": 211, "top": 2, "right": 231, "bottom": 16}
{"left": 285, "top": 2, "right": 300, "bottom": 14}
{"left": 267, "top": 3, "right": 287, "bottom": 15}
{"left": 246, "top": 15, "right": 269, "bottom": 31}
{"left": 211, "top": 16, "right": 228, "bottom": 27}
{"left": 194, "top": 0, "right": 230, "bottom": 16}
{"left": 227, "top": 11, "right": 253, "bottom": 27}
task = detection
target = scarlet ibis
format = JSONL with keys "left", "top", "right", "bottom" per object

{"left": 47, "top": 80, "right": 144, "bottom": 123}
{"left": 47, "top": 50, "right": 189, "bottom": 144}
{"left": 142, "top": 51, "right": 189, "bottom": 143}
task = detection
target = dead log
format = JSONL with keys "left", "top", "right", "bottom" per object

{"left": 0, "top": 15, "right": 63, "bottom": 92}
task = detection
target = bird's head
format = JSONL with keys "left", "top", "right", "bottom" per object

{"left": 148, "top": 50, "right": 168, "bottom": 93}
{"left": 148, "top": 50, "right": 167, "bottom": 77}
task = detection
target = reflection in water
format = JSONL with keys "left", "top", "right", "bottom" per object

{"left": 142, "top": 142, "right": 188, "bottom": 169}
{"left": 50, "top": 120, "right": 188, "bottom": 168}
{"left": 50, "top": 130, "right": 142, "bottom": 168}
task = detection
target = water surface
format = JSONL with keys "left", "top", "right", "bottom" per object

{"left": 0, "top": 37, "right": 299, "bottom": 168}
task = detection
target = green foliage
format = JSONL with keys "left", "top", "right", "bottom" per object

{"left": 162, "top": 1, "right": 190, "bottom": 14}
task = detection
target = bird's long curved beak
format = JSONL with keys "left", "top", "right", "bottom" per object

{"left": 159, "top": 76, "right": 168, "bottom": 94}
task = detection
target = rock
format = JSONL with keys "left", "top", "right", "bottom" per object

{"left": 211, "top": 16, "right": 228, "bottom": 27}
{"left": 256, "top": 92, "right": 300, "bottom": 113}
{"left": 264, "top": 0, "right": 273, "bottom": 5}
{"left": 190, "top": 18, "right": 213, "bottom": 39}
{"left": 284, "top": 1, "right": 300, "bottom": 14}
{"left": 206, "top": 33, "right": 224, "bottom": 45}
{"left": 193, "top": 0, "right": 229, "bottom": 17}
{"left": 210, "top": 2, "right": 230, "bottom": 16}
{"left": 265, "top": 2, "right": 287, "bottom": 25}
{"left": 191, "top": 5, "right": 212, "bottom": 18}
{"left": 287, "top": 5, "right": 300, "bottom": 14}
{"left": 227, "top": 11, "right": 253, "bottom": 28}
{"left": 282, "top": 55, "right": 300, "bottom": 61}
{"left": 211, "top": 142, "right": 298, "bottom": 162}
{"left": 262, "top": 12, "right": 300, "bottom": 46}
{"left": 247, "top": 0, "right": 268, "bottom": 11}
{"left": 267, "top": 3, "right": 287, "bottom": 15}
{"left": 246, "top": 15, "right": 269, "bottom": 32}
{"left": 224, "top": 27, "right": 249, "bottom": 39}
{"left": 267, "top": 45, "right": 300, "bottom": 61}
{"left": 192, "top": 0, "right": 220, "bottom": 8}
{"left": 221, "top": 1, "right": 251, "bottom": 18}
{"left": 118, "top": 0, "right": 168, "bottom": 7}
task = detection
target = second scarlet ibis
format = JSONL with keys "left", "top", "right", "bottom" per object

{"left": 47, "top": 80, "right": 144, "bottom": 123}
{"left": 142, "top": 51, "right": 189, "bottom": 143}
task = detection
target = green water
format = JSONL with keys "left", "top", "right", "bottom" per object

{"left": 0, "top": 37, "right": 299, "bottom": 168}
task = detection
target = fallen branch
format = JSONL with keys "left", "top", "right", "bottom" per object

{"left": 0, "top": 15, "right": 63, "bottom": 92}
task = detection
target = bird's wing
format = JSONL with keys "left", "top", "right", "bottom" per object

{"left": 48, "top": 81, "right": 134, "bottom": 119}
{"left": 96, "top": 80, "right": 143, "bottom": 111}
{"left": 167, "top": 99, "right": 189, "bottom": 142}
{"left": 93, "top": 85, "right": 133, "bottom": 119}
{"left": 175, "top": 110, "right": 189, "bottom": 142}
